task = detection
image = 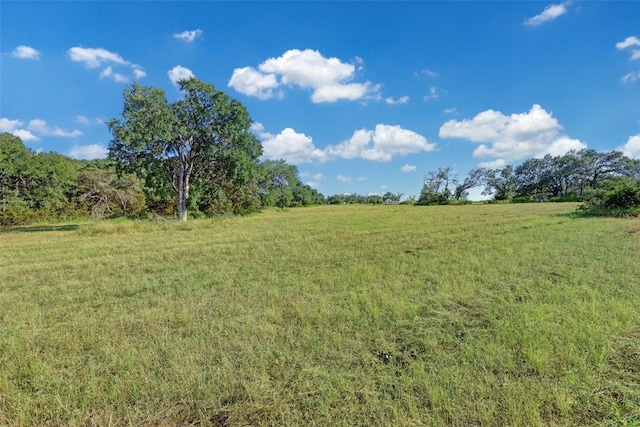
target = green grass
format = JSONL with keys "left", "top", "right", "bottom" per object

{"left": 1, "top": 204, "right": 639, "bottom": 426}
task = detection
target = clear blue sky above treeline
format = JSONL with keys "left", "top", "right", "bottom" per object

{"left": 2, "top": 1, "right": 639, "bottom": 200}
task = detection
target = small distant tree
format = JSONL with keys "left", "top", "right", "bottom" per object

{"left": 418, "top": 167, "right": 456, "bottom": 205}
{"left": 383, "top": 191, "right": 402, "bottom": 204}
{"left": 454, "top": 167, "right": 489, "bottom": 200}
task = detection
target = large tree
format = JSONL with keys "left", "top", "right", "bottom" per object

{"left": 107, "top": 78, "right": 262, "bottom": 220}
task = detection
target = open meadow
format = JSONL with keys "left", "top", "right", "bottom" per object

{"left": 0, "top": 203, "right": 639, "bottom": 426}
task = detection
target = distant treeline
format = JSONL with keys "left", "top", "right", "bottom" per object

{"left": 418, "top": 150, "right": 640, "bottom": 205}
{"left": 0, "top": 132, "right": 324, "bottom": 225}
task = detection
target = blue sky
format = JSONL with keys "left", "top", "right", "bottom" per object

{"left": 2, "top": 1, "right": 639, "bottom": 199}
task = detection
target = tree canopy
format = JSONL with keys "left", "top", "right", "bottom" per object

{"left": 107, "top": 78, "right": 262, "bottom": 220}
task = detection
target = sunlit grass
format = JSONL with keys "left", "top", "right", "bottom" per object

{"left": 1, "top": 204, "right": 639, "bottom": 426}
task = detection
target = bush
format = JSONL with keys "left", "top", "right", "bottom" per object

{"left": 0, "top": 206, "right": 37, "bottom": 226}
{"left": 577, "top": 179, "right": 640, "bottom": 217}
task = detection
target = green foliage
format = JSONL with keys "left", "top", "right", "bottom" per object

{"left": 578, "top": 178, "right": 640, "bottom": 217}
{"left": 107, "top": 78, "right": 262, "bottom": 220}
{"left": 75, "top": 167, "right": 146, "bottom": 218}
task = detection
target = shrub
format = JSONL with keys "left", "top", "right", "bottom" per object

{"left": 577, "top": 178, "right": 640, "bottom": 217}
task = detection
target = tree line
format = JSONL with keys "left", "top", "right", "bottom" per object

{"left": 418, "top": 150, "right": 640, "bottom": 204}
{"left": 0, "top": 79, "right": 329, "bottom": 225}
{"left": 3, "top": 77, "right": 639, "bottom": 224}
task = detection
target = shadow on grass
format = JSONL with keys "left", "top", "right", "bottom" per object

{"left": 0, "top": 224, "right": 80, "bottom": 234}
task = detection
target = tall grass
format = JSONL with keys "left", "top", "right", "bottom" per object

{"left": 0, "top": 204, "right": 639, "bottom": 426}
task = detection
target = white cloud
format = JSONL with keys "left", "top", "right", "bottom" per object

{"left": 622, "top": 71, "right": 640, "bottom": 83}
{"left": 68, "top": 47, "right": 144, "bottom": 82}
{"left": 337, "top": 174, "right": 352, "bottom": 183}
{"left": 11, "top": 45, "right": 40, "bottom": 60}
{"left": 68, "top": 47, "right": 127, "bottom": 68}
{"left": 478, "top": 159, "right": 508, "bottom": 169}
{"left": 0, "top": 118, "right": 39, "bottom": 141}
{"left": 0, "top": 118, "right": 23, "bottom": 132}
{"left": 168, "top": 65, "right": 195, "bottom": 85}
{"left": 28, "top": 119, "right": 82, "bottom": 138}
{"left": 619, "top": 134, "right": 640, "bottom": 159}
{"left": 301, "top": 172, "right": 324, "bottom": 180}
{"left": 400, "top": 164, "right": 417, "bottom": 172}
{"left": 256, "top": 123, "right": 434, "bottom": 165}
{"left": 75, "top": 115, "right": 91, "bottom": 125}
{"left": 616, "top": 36, "right": 640, "bottom": 51}
{"left": 423, "top": 87, "right": 440, "bottom": 102}
{"left": 443, "top": 107, "right": 458, "bottom": 115}
{"left": 13, "top": 129, "right": 39, "bottom": 142}
{"left": 439, "top": 104, "right": 586, "bottom": 165}
{"left": 616, "top": 36, "right": 640, "bottom": 82}
{"left": 386, "top": 96, "right": 410, "bottom": 105}
{"left": 173, "top": 29, "right": 203, "bottom": 43}
{"left": 67, "top": 144, "right": 108, "bottom": 160}
{"left": 75, "top": 115, "right": 104, "bottom": 126}
{"left": 228, "top": 49, "right": 380, "bottom": 103}
{"left": 100, "top": 66, "right": 129, "bottom": 83}
{"left": 524, "top": 1, "right": 571, "bottom": 27}
{"left": 133, "top": 67, "right": 146, "bottom": 79}
{"left": 228, "top": 67, "right": 279, "bottom": 100}
{"left": 261, "top": 128, "right": 328, "bottom": 163}
{"left": 312, "top": 82, "right": 377, "bottom": 103}
{"left": 326, "top": 124, "right": 436, "bottom": 162}
{"left": 418, "top": 69, "right": 438, "bottom": 78}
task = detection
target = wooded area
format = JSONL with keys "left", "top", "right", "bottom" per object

{"left": 2, "top": 78, "right": 640, "bottom": 225}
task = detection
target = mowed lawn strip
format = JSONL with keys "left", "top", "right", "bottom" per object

{"left": 0, "top": 204, "right": 638, "bottom": 426}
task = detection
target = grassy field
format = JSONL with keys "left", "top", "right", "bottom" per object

{"left": 0, "top": 203, "right": 639, "bottom": 426}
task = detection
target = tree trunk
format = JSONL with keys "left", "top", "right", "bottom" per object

{"left": 177, "top": 159, "right": 189, "bottom": 221}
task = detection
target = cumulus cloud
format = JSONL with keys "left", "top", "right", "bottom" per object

{"left": 619, "top": 134, "right": 640, "bottom": 159}
{"left": 524, "top": 1, "right": 571, "bottom": 27}
{"left": 337, "top": 175, "right": 352, "bottom": 183}
{"left": 386, "top": 96, "right": 410, "bottom": 105}
{"left": 228, "top": 67, "right": 279, "bottom": 100}
{"left": 261, "top": 128, "right": 328, "bottom": 163}
{"left": 168, "top": 65, "right": 195, "bottom": 85}
{"left": 326, "top": 124, "right": 436, "bottom": 162}
{"left": 400, "top": 164, "right": 417, "bottom": 172}
{"left": 173, "top": 29, "right": 203, "bottom": 42}
{"left": 1, "top": 117, "right": 83, "bottom": 141}
{"left": 67, "top": 144, "right": 108, "bottom": 160}
{"left": 11, "top": 45, "right": 40, "bottom": 60}
{"left": 439, "top": 104, "right": 586, "bottom": 165}
{"left": 255, "top": 122, "right": 433, "bottom": 164}
{"left": 0, "top": 117, "right": 40, "bottom": 141}
{"left": 228, "top": 49, "right": 380, "bottom": 103}
{"left": 68, "top": 46, "right": 144, "bottom": 83}
{"left": 28, "top": 119, "right": 82, "bottom": 138}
